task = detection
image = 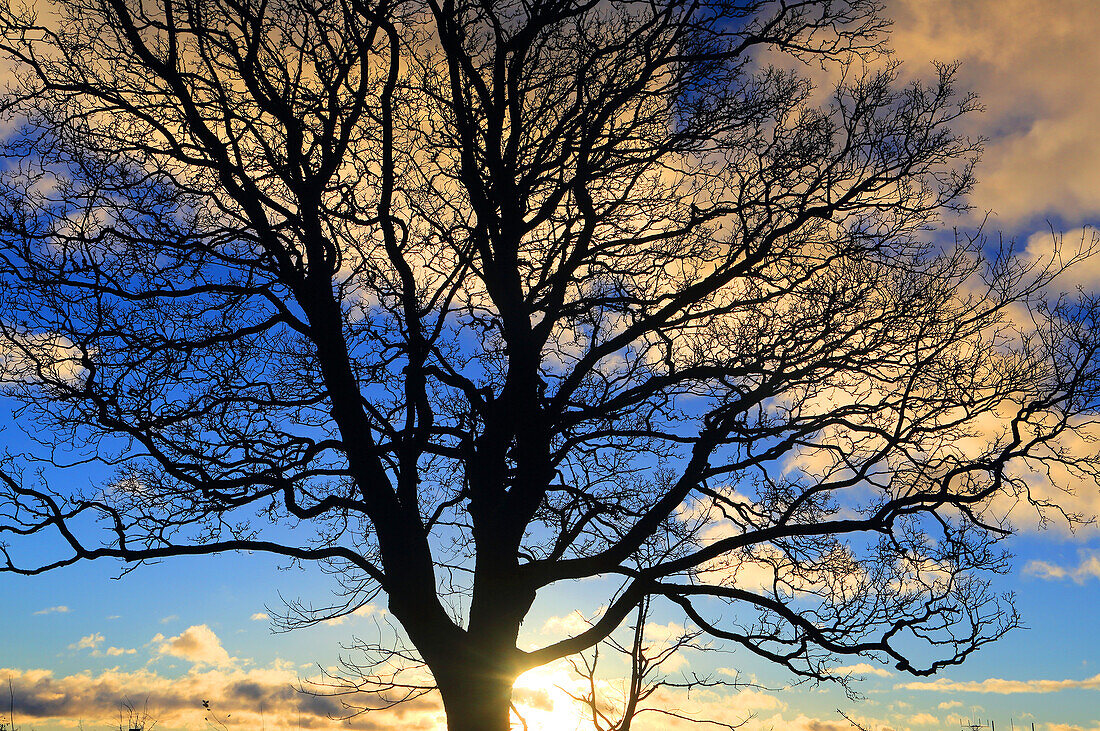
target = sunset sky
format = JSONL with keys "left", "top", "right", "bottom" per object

{"left": 3, "top": 1, "right": 1100, "bottom": 730}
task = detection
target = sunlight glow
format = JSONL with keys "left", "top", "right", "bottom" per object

{"left": 512, "top": 663, "right": 590, "bottom": 731}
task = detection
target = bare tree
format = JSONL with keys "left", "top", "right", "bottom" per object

{"left": 117, "top": 698, "right": 159, "bottom": 731}
{"left": 1, "top": 1, "right": 1099, "bottom": 730}
{"left": 565, "top": 596, "right": 747, "bottom": 731}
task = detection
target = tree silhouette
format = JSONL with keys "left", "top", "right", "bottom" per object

{"left": 564, "top": 596, "right": 746, "bottom": 731}
{"left": 1, "top": 1, "right": 1099, "bottom": 729}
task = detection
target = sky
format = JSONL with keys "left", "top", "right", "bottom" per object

{"left": 2, "top": 1, "right": 1100, "bottom": 730}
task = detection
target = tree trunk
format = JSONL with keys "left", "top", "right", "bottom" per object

{"left": 436, "top": 665, "right": 516, "bottom": 731}
{"left": 388, "top": 570, "right": 529, "bottom": 731}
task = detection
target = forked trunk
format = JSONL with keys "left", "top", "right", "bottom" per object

{"left": 436, "top": 664, "right": 516, "bottom": 731}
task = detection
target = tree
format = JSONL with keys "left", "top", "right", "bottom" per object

{"left": 564, "top": 596, "right": 746, "bottom": 731}
{"left": 1, "top": 0, "right": 1098, "bottom": 729}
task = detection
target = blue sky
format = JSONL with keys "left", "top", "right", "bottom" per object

{"left": 4, "top": 1, "right": 1100, "bottom": 730}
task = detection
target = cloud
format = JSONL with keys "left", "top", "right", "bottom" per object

{"left": 888, "top": 0, "right": 1100, "bottom": 226}
{"left": 0, "top": 658, "right": 892, "bottom": 731}
{"left": 0, "top": 663, "right": 444, "bottom": 731}
{"left": 159, "top": 614, "right": 179, "bottom": 624}
{"left": 1023, "top": 549, "right": 1100, "bottom": 584}
{"left": 899, "top": 673, "right": 1100, "bottom": 694}
{"left": 322, "top": 604, "right": 384, "bottom": 626}
{"left": 738, "top": 713, "right": 899, "bottom": 731}
{"left": 831, "top": 663, "right": 894, "bottom": 678}
{"left": 33, "top": 605, "right": 70, "bottom": 615}
{"left": 911, "top": 713, "right": 939, "bottom": 726}
{"left": 515, "top": 661, "right": 790, "bottom": 731}
{"left": 0, "top": 331, "right": 87, "bottom": 386}
{"left": 65, "top": 632, "right": 136, "bottom": 657}
{"left": 938, "top": 700, "right": 963, "bottom": 709}
{"left": 70, "top": 633, "right": 104, "bottom": 651}
{"left": 1022, "top": 228, "right": 1100, "bottom": 294}
{"left": 152, "top": 625, "right": 234, "bottom": 668}
{"left": 539, "top": 607, "right": 606, "bottom": 638}
{"left": 250, "top": 612, "right": 270, "bottom": 621}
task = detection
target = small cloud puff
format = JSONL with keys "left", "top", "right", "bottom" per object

{"left": 70, "top": 633, "right": 104, "bottom": 651}
{"left": 33, "top": 605, "right": 70, "bottom": 615}
{"left": 68, "top": 632, "right": 136, "bottom": 657}
{"left": 152, "top": 625, "right": 234, "bottom": 667}
{"left": 249, "top": 612, "right": 270, "bottom": 621}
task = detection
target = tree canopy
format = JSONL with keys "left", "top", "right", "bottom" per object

{"left": 1, "top": 0, "right": 1099, "bottom": 729}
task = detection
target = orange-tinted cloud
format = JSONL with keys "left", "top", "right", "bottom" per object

{"left": 152, "top": 625, "right": 234, "bottom": 667}
{"left": 889, "top": 0, "right": 1100, "bottom": 225}
{"left": 1, "top": 664, "right": 444, "bottom": 731}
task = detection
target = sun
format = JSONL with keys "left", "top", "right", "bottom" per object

{"left": 511, "top": 663, "right": 591, "bottom": 731}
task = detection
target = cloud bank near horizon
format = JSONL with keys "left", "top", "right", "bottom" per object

{"left": 899, "top": 673, "right": 1100, "bottom": 694}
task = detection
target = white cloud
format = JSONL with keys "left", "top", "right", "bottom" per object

{"left": 1024, "top": 550, "right": 1100, "bottom": 584}
{"left": 249, "top": 612, "right": 270, "bottom": 621}
{"left": 159, "top": 614, "right": 179, "bottom": 624}
{"left": 899, "top": 673, "right": 1100, "bottom": 694}
{"left": 911, "top": 713, "right": 939, "bottom": 726}
{"left": 64, "top": 632, "right": 135, "bottom": 657}
{"left": 152, "top": 625, "right": 234, "bottom": 668}
{"left": 831, "top": 662, "right": 894, "bottom": 678}
{"left": 939, "top": 700, "right": 963, "bottom": 710}
{"left": 33, "top": 605, "right": 70, "bottom": 615}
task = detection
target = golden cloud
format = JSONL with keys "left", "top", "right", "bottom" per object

{"left": 0, "top": 663, "right": 444, "bottom": 731}
{"left": 889, "top": 0, "right": 1100, "bottom": 225}
{"left": 898, "top": 673, "right": 1100, "bottom": 694}
{"left": 152, "top": 625, "right": 234, "bottom": 668}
